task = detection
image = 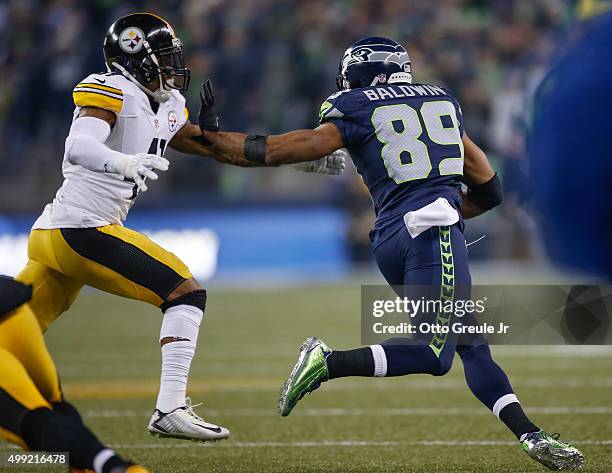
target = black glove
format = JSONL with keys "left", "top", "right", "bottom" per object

{"left": 198, "top": 79, "right": 219, "bottom": 132}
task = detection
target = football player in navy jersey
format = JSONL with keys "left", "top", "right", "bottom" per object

{"left": 197, "top": 37, "right": 583, "bottom": 470}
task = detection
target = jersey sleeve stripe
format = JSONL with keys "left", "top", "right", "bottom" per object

{"left": 319, "top": 101, "right": 333, "bottom": 121}
{"left": 320, "top": 106, "right": 343, "bottom": 123}
{"left": 74, "top": 83, "right": 123, "bottom": 95}
{"left": 73, "top": 91, "right": 123, "bottom": 113}
{"left": 73, "top": 87, "right": 123, "bottom": 100}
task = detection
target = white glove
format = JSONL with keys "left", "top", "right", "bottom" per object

{"left": 292, "top": 148, "right": 347, "bottom": 175}
{"left": 112, "top": 153, "right": 170, "bottom": 192}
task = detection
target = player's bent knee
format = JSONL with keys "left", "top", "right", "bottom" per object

{"left": 166, "top": 278, "right": 202, "bottom": 301}
{"left": 160, "top": 288, "right": 207, "bottom": 313}
{"left": 431, "top": 364, "right": 450, "bottom": 377}
{"left": 433, "top": 364, "right": 451, "bottom": 377}
{"left": 51, "top": 400, "right": 83, "bottom": 424}
{"left": 432, "top": 355, "right": 454, "bottom": 377}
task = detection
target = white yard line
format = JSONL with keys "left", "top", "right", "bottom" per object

{"left": 84, "top": 406, "right": 612, "bottom": 418}
{"left": 2, "top": 439, "right": 610, "bottom": 452}
{"left": 62, "top": 376, "right": 612, "bottom": 398}
{"left": 108, "top": 439, "right": 612, "bottom": 450}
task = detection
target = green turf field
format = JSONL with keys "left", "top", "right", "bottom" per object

{"left": 1, "top": 284, "right": 611, "bottom": 472}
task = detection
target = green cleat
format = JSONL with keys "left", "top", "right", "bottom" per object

{"left": 278, "top": 337, "right": 331, "bottom": 417}
{"left": 521, "top": 431, "right": 584, "bottom": 470}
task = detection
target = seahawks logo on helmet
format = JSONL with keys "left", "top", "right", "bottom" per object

{"left": 119, "top": 27, "right": 145, "bottom": 53}
{"left": 347, "top": 48, "right": 372, "bottom": 64}
{"left": 342, "top": 44, "right": 410, "bottom": 73}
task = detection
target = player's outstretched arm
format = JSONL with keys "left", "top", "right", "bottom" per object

{"left": 203, "top": 122, "right": 344, "bottom": 165}
{"left": 169, "top": 123, "right": 263, "bottom": 167}
{"left": 169, "top": 80, "right": 346, "bottom": 174}
{"left": 171, "top": 123, "right": 346, "bottom": 170}
{"left": 461, "top": 133, "right": 503, "bottom": 218}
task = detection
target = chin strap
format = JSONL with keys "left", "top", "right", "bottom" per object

{"left": 111, "top": 61, "right": 171, "bottom": 103}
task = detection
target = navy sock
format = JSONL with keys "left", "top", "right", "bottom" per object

{"left": 458, "top": 344, "right": 539, "bottom": 439}
{"left": 382, "top": 339, "right": 454, "bottom": 376}
{"left": 327, "top": 337, "right": 458, "bottom": 380}
{"left": 499, "top": 402, "right": 540, "bottom": 440}
{"left": 327, "top": 348, "right": 374, "bottom": 379}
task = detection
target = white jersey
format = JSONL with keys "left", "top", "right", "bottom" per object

{"left": 33, "top": 72, "right": 188, "bottom": 229}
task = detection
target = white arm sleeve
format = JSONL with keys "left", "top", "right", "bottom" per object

{"left": 64, "top": 116, "right": 125, "bottom": 173}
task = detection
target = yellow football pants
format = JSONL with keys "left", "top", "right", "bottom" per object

{"left": 16, "top": 225, "right": 192, "bottom": 331}
{"left": 0, "top": 304, "right": 57, "bottom": 448}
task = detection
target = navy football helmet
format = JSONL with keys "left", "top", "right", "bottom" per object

{"left": 336, "top": 37, "right": 412, "bottom": 90}
{"left": 103, "top": 13, "right": 190, "bottom": 102}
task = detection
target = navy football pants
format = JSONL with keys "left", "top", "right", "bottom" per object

{"left": 373, "top": 224, "right": 514, "bottom": 411}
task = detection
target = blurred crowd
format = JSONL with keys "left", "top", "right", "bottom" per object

{"left": 0, "top": 0, "right": 569, "bottom": 260}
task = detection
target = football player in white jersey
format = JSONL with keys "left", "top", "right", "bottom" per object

{"left": 16, "top": 12, "right": 346, "bottom": 443}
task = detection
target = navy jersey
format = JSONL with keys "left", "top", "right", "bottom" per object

{"left": 320, "top": 83, "right": 465, "bottom": 248}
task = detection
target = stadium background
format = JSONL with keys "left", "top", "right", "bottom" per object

{"left": 0, "top": 0, "right": 569, "bottom": 280}
{"left": 1, "top": 1, "right": 611, "bottom": 472}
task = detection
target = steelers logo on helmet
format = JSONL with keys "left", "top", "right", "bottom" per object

{"left": 119, "top": 27, "right": 145, "bottom": 54}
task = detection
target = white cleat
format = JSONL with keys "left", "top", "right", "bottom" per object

{"left": 147, "top": 398, "right": 230, "bottom": 442}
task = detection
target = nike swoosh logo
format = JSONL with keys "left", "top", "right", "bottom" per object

{"left": 194, "top": 423, "right": 223, "bottom": 433}
{"left": 93, "top": 77, "right": 106, "bottom": 83}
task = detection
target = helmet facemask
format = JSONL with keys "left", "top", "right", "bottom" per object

{"left": 154, "top": 38, "right": 190, "bottom": 92}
